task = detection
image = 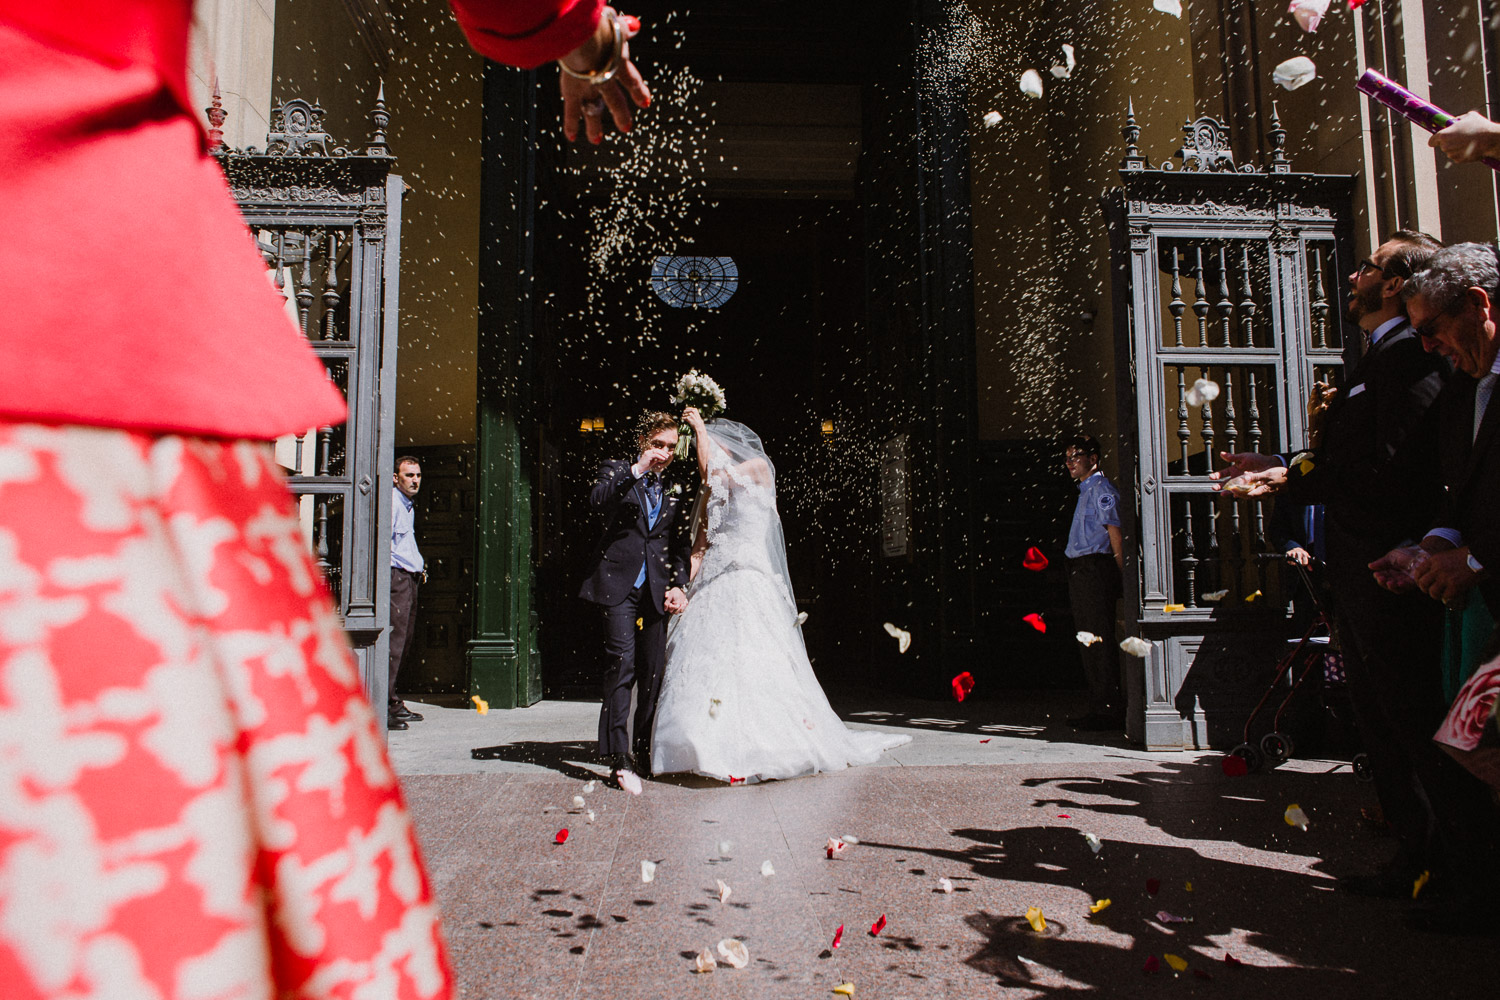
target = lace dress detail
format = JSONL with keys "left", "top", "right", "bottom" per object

{"left": 651, "top": 452, "right": 909, "bottom": 782}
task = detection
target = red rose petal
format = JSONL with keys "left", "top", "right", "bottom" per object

{"left": 951, "top": 672, "right": 975, "bottom": 702}
{"left": 1146, "top": 878, "right": 1160, "bottom": 895}
{"left": 832, "top": 924, "right": 844, "bottom": 949}
{"left": 1057, "top": 814, "right": 1071, "bottom": 819}
{"left": 1221, "top": 754, "right": 1249, "bottom": 777}
{"left": 1143, "top": 955, "right": 1161, "bottom": 974}
{"left": 1023, "top": 546, "right": 1049, "bottom": 572}
{"left": 1023, "top": 612, "right": 1047, "bottom": 633}
{"left": 980, "top": 738, "right": 992, "bottom": 743}
{"left": 869, "top": 914, "right": 887, "bottom": 936}
{"left": 555, "top": 829, "right": 569, "bottom": 844}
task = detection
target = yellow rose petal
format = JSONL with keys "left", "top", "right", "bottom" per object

{"left": 471, "top": 695, "right": 489, "bottom": 715}
{"left": 1162, "top": 603, "right": 1185, "bottom": 613}
{"left": 1413, "top": 870, "right": 1431, "bottom": 899}
{"left": 1088, "top": 898, "right": 1112, "bottom": 915}
{"left": 1025, "top": 906, "right": 1046, "bottom": 933}
{"left": 1164, "top": 953, "right": 1188, "bottom": 973}
{"left": 1185, "top": 881, "right": 1193, "bottom": 892}
{"left": 833, "top": 984, "right": 855, "bottom": 996}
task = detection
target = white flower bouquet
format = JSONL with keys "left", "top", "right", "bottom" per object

{"left": 669, "top": 369, "right": 727, "bottom": 459}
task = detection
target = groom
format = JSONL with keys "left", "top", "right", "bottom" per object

{"left": 579, "top": 411, "right": 693, "bottom": 780}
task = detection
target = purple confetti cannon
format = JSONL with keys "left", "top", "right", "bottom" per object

{"left": 1356, "top": 68, "right": 1500, "bottom": 172}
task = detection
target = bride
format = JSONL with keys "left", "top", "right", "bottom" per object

{"left": 650, "top": 407, "right": 910, "bottom": 782}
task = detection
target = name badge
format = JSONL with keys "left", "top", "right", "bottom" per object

{"left": 1346, "top": 383, "right": 1366, "bottom": 398}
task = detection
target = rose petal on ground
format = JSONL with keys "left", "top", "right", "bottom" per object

{"left": 1023, "top": 612, "right": 1047, "bottom": 633}
{"left": 869, "top": 914, "right": 887, "bottom": 937}
{"left": 1156, "top": 910, "right": 1190, "bottom": 924}
{"left": 1289, "top": 0, "right": 1331, "bottom": 32}
{"left": 1284, "top": 804, "right": 1310, "bottom": 830}
{"left": 718, "top": 840, "right": 733, "bottom": 858}
{"left": 641, "top": 860, "right": 657, "bottom": 883}
{"left": 832, "top": 924, "right": 845, "bottom": 949}
{"left": 833, "top": 985, "right": 855, "bottom": 997}
{"left": 1084, "top": 832, "right": 1103, "bottom": 854}
{"left": 717, "top": 938, "right": 749, "bottom": 969}
{"left": 1413, "top": 870, "right": 1431, "bottom": 899}
{"left": 951, "top": 672, "right": 976, "bottom": 702}
{"left": 939, "top": 878, "right": 954, "bottom": 893}
{"left": 1143, "top": 954, "right": 1162, "bottom": 973}
{"left": 617, "top": 769, "right": 643, "bottom": 795}
{"left": 826, "top": 838, "right": 848, "bottom": 859}
{"left": 573, "top": 796, "right": 586, "bottom": 809}
{"left": 1165, "top": 953, "right": 1189, "bottom": 973}
{"left": 694, "top": 949, "right": 716, "bottom": 973}
{"left": 582, "top": 781, "right": 596, "bottom": 794}
{"left": 761, "top": 860, "right": 776, "bottom": 877}
{"left": 555, "top": 829, "right": 569, "bottom": 845}
{"left": 1222, "top": 754, "right": 1249, "bottom": 777}
{"left": 717, "top": 879, "right": 731, "bottom": 904}
{"left": 1076, "top": 630, "right": 1102, "bottom": 646}
{"left": 1020, "top": 69, "right": 1044, "bottom": 98}
{"left": 1057, "top": 814, "right": 1071, "bottom": 819}
{"left": 1025, "top": 906, "right": 1047, "bottom": 933}
{"left": 728, "top": 775, "right": 745, "bottom": 784}
{"left": 842, "top": 835, "right": 860, "bottom": 845}
{"left": 1162, "top": 603, "right": 1185, "bottom": 613}
{"left": 1120, "top": 636, "right": 1152, "bottom": 658}
{"left": 1023, "top": 546, "right": 1049, "bottom": 571}
{"left": 586, "top": 809, "right": 596, "bottom": 823}
{"left": 1272, "top": 55, "right": 1317, "bottom": 90}
{"left": 1089, "top": 898, "right": 1112, "bottom": 915}
{"left": 1153, "top": 0, "right": 1183, "bottom": 15}
{"left": 1186, "top": 882, "right": 1194, "bottom": 892}
{"left": 1146, "top": 878, "right": 1161, "bottom": 895}
{"left": 471, "top": 695, "right": 489, "bottom": 714}
{"left": 980, "top": 738, "right": 992, "bottom": 743}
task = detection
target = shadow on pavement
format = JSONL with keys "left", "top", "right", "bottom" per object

{"left": 469, "top": 739, "right": 601, "bottom": 782}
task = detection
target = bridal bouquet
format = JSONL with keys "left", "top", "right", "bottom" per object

{"left": 669, "top": 369, "right": 727, "bottom": 459}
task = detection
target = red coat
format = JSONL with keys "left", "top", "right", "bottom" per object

{"left": 0, "top": 0, "right": 599, "bottom": 440}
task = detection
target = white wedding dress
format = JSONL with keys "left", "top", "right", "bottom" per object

{"left": 650, "top": 421, "right": 910, "bottom": 782}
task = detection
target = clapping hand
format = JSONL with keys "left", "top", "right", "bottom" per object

{"left": 1209, "top": 451, "right": 1288, "bottom": 497}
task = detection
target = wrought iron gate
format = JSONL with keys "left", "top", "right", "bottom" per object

{"left": 214, "top": 91, "right": 404, "bottom": 708}
{"left": 1106, "top": 109, "right": 1355, "bottom": 750}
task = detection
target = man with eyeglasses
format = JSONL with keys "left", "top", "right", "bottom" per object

{"left": 1215, "top": 231, "right": 1452, "bottom": 907}
{"left": 1062, "top": 434, "right": 1126, "bottom": 732}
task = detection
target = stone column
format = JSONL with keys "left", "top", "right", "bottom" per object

{"left": 188, "top": 0, "right": 277, "bottom": 150}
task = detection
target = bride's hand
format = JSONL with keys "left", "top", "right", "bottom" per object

{"left": 682, "top": 406, "right": 706, "bottom": 433}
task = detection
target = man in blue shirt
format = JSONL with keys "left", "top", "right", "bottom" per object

{"left": 1063, "top": 434, "right": 1125, "bottom": 731}
{"left": 388, "top": 455, "right": 426, "bottom": 731}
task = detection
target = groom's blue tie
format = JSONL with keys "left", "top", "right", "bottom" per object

{"left": 635, "top": 474, "right": 663, "bottom": 590}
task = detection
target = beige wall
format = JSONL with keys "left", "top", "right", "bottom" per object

{"left": 189, "top": 0, "right": 277, "bottom": 150}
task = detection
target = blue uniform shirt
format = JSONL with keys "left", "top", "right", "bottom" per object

{"left": 392, "top": 487, "right": 424, "bottom": 573}
{"left": 1065, "top": 471, "right": 1122, "bottom": 559}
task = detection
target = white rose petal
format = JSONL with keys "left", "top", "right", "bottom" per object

{"left": 717, "top": 939, "right": 750, "bottom": 969}
{"left": 842, "top": 835, "right": 861, "bottom": 845}
{"left": 1273, "top": 56, "right": 1317, "bottom": 91}
{"left": 1288, "top": 0, "right": 1331, "bottom": 32}
{"left": 717, "top": 878, "right": 732, "bottom": 904}
{"left": 583, "top": 781, "right": 596, "bottom": 794}
{"left": 587, "top": 809, "right": 596, "bottom": 823}
{"left": 1202, "top": 589, "right": 1229, "bottom": 602}
{"left": 641, "top": 860, "right": 658, "bottom": 883}
{"left": 1076, "top": 630, "right": 1102, "bottom": 646}
{"left": 617, "top": 769, "right": 643, "bottom": 795}
{"left": 883, "top": 622, "right": 912, "bottom": 654}
{"left": 1120, "top": 636, "right": 1152, "bottom": 658}
{"left": 1019, "top": 69, "right": 1044, "bottom": 99}
{"left": 718, "top": 840, "right": 733, "bottom": 859}
{"left": 1084, "top": 832, "right": 1103, "bottom": 854}
{"left": 982, "top": 110, "right": 1002, "bottom": 128}
{"left": 1185, "top": 378, "right": 1221, "bottom": 407}
{"left": 1153, "top": 0, "right": 1183, "bottom": 16}
{"left": 761, "top": 860, "right": 776, "bottom": 877}
{"left": 572, "top": 795, "right": 586, "bottom": 809}
{"left": 1050, "top": 44, "right": 1076, "bottom": 80}
{"left": 794, "top": 611, "right": 809, "bottom": 626}
{"left": 694, "top": 949, "right": 717, "bottom": 973}
{"left": 939, "top": 877, "right": 954, "bottom": 894}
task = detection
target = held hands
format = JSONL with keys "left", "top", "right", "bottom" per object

{"left": 663, "top": 586, "right": 688, "bottom": 615}
{"left": 559, "top": 7, "right": 652, "bottom": 144}
{"left": 1428, "top": 111, "right": 1500, "bottom": 165}
{"left": 1209, "top": 451, "right": 1288, "bottom": 497}
{"left": 682, "top": 406, "right": 706, "bottom": 434}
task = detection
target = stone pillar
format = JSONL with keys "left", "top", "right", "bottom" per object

{"left": 188, "top": 0, "right": 277, "bottom": 150}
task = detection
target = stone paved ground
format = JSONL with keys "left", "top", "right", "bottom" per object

{"left": 391, "top": 694, "right": 1492, "bottom": 999}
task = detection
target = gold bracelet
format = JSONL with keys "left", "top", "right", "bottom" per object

{"left": 557, "top": 11, "right": 622, "bottom": 86}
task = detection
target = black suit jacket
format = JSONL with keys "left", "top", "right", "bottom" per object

{"left": 1284, "top": 322, "right": 1448, "bottom": 569}
{"left": 577, "top": 459, "right": 693, "bottom": 609}
{"left": 1432, "top": 372, "right": 1500, "bottom": 614}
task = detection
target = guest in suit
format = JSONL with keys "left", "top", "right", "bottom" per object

{"left": 1215, "top": 231, "right": 1452, "bottom": 903}
{"left": 580, "top": 411, "right": 693, "bottom": 779}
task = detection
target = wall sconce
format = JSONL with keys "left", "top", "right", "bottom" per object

{"left": 820, "top": 418, "right": 835, "bottom": 441}
{"left": 578, "top": 417, "right": 605, "bottom": 433}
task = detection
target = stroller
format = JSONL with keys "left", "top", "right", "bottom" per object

{"left": 1227, "top": 557, "right": 1370, "bottom": 778}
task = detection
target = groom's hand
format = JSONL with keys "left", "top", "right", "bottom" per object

{"left": 634, "top": 447, "right": 672, "bottom": 477}
{"left": 663, "top": 587, "right": 688, "bottom": 614}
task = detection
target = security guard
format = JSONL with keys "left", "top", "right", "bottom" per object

{"left": 1063, "top": 434, "right": 1125, "bottom": 731}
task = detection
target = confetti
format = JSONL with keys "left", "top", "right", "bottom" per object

{"left": 1289, "top": 0, "right": 1332, "bottom": 32}
{"left": 1413, "top": 870, "right": 1431, "bottom": 899}
{"left": 1165, "top": 953, "right": 1189, "bottom": 973}
{"left": 717, "top": 879, "right": 731, "bottom": 904}
{"left": 1221, "top": 755, "right": 1249, "bottom": 777}
{"left": 1120, "top": 636, "right": 1152, "bottom": 658}
{"left": 1022, "top": 546, "right": 1049, "bottom": 571}
{"left": 694, "top": 949, "right": 716, "bottom": 973}
{"left": 1089, "top": 898, "right": 1112, "bottom": 915}
{"left": 1146, "top": 878, "right": 1161, "bottom": 895}
{"left": 826, "top": 838, "right": 848, "bottom": 859}
{"left": 832, "top": 924, "right": 844, "bottom": 949}
{"left": 1272, "top": 56, "right": 1317, "bottom": 91}
{"left": 869, "top": 914, "right": 887, "bottom": 937}
{"left": 1084, "top": 832, "right": 1103, "bottom": 854}
{"left": 1049, "top": 43, "right": 1076, "bottom": 79}
{"left": 1076, "top": 631, "right": 1102, "bottom": 646}
{"left": 883, "top": 622, "right": 912, "bottom": 653}
{"left": 617, "top": 770, "right": 643, "bottom": 795}
{"left": 833, "top": 985, "right": 855, "bottom": 997}
{"left": 1024, "top": 906, "right": 1047, "bottom": 932}
{"left": 709, "top": 698, "right": 722, "bottom": 719}
{"left": 939, "top": 878, "right": 954, "bottom": 893}
{"left": 554, "top": 829, "right": 569, "bottom": 845}
{"left": 1153, "top": 0, "right": 1182, "bottom": 16}
{"left": 1143, "top": 955, "right": 1162, "bottom": 973}
{"left": 1019, "top": 69, "right": 1044, "bottom": 99}
{"left": 1202, "top": 589, "right": 1229, "bottom": 602}
{"left": 761, "top": 860, "right": 776, "bottom": 877}
{"left": 1022, "top": 612, "right": 1046, "bottom": 633}
{"left": 717, "top": 938, "right": 749, "bottom": 969}
{"left": 1284, "top": 804, "right": 1310, "bottom": 831}
{"left": 951, "top": 671, "right": 975, "bottom": 702}
{"left": 981, "top": 110, "right": 1002, "bottom": 128}
{"left": 471, "top": 695, "right": 488, "bottom": 714}
{"left": 1185, "top": 378, "right": 1220, "bottom": 407}
{"left": 1162, "top": 603, "right": 1185, "bottom": 613}
{"left": 641, "top": 860, "right": 657, "bottom": 883}
{"left": 1156, "top": 910, "right": 1191, "bottom": 924}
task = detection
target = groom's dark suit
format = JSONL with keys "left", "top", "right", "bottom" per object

{"left": 579, "top": 459, "right": 693, "bottom": 762}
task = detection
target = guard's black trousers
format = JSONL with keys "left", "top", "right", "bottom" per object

{"left": 388, "top": 567, "right": 421, "bottom": 711}
{"left": 1068, "top": 553, "right": 1123, "bottom": 716}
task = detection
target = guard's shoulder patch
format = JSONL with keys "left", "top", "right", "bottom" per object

{"left": 1096, "top": 490, "right": 1117, "bottom": 510}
